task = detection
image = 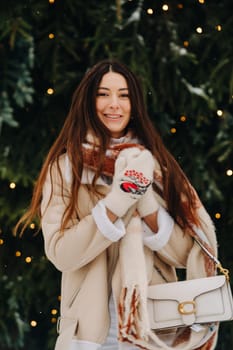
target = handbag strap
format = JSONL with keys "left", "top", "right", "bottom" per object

{"left": 194, "top": 237, "right": 230, "bottom": 281}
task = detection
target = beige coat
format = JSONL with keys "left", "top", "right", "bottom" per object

{"left": 41, "top": 154, "right": 217, "bottom": 350}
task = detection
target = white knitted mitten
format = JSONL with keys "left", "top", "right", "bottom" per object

{"left": 137, "top": 185, "right": 160, "bottom": 218}
{"left": 103, "top": 147, "right": 154, "bottom": 217}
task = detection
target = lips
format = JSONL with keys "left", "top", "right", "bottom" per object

{"left": 104, "top": 114, "right": 122, "bottom": 119}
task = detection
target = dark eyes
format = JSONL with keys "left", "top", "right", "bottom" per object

{"left": 96, "top": 92, "right": 129, "bottom": 98}
{"left": 96, "top": 92, "right": 108, "bottom": 97}
{"left": 120, "top": 93, "right": 130, "bottom": 98}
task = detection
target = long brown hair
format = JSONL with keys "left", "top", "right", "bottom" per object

{"left": 15, "top": 59, "right": 200, "bottom": 235}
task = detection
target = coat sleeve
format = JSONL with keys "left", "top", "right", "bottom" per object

{"left": 140, "top": 187, "right": 193, "bottom": 268}
{"left": 41, "top": 158, "right": 123, "bottom": 272}
{"left": 154, "top": 205, "right": 216, "bottom": 270}
{"left": 156, "top": 223, "right": 194, "bottom": 268}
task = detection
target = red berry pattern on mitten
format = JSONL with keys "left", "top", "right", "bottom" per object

{"left": 120, "top": 170, "right": 151, "bottom": 197}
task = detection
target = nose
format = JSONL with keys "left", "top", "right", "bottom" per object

{"left": 109, "top": 94, "right": 120, "bottom": 109}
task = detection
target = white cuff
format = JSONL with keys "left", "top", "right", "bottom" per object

{"left": 92, "top": 200, "right": 125, "bottom": 242}
{"left": 142, "top": 206, "right": 174, "bottom": 251}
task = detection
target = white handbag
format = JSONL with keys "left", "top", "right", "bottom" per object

{"left": 148, "top": 239, "right": 233, "bottom": 330}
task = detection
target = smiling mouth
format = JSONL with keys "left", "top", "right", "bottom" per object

{"left": 104, "top": 114, "right": 122, "bottom": 119}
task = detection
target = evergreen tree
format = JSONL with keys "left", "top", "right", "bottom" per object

{"left": 0, "top": 0, "right": 232, "bottom": 348}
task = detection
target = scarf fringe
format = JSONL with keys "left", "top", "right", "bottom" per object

{"left": 118, "top": 286, "right": 150, "bottom": 342}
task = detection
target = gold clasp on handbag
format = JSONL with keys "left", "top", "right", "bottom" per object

{"left": 178, "top": 301, "right": 196, "bottom": 315}
{"left": 216, "top": 263, "right": 230, "bottom": 281}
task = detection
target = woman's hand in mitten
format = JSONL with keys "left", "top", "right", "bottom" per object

{"left": 137, "top": 186, "right": 160, "bottom": 233}
{"left": 137, "top": 185, "right": 160, "bottom": 218}
{"left": 103, "top": 147, "right": 154, "bottom": 217}
{"left": 135, "top": 151, "right": 160, "bottom": 232}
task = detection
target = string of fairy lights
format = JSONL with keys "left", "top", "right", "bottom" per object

{"left": 1, "top": 0, "right": 232, "bottom": 331}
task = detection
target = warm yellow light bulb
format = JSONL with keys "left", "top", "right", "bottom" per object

{"left": 147, "top": 8, "right": 153, "bottom": 15}
{"left": 51, "top": 309, "right": 58, "bottom": 315}
{"left": 170, "top": 128, "right": 177, "bottom": 134}
{"left": 49, "top": 33, "right": 55, "bottom": 39}
{"left": 49, "top": 0, "right": 55, "bottom": 3}
{"left": 9, "top": 182, "right": 16, "bottom": 189}
{"left": 15, "top": 251, "right": 22, "bottom": 257}
{"left": 216, "top": 25, "right": 222, "bottom": 31}
{"left": 196, "top": 27, "right": 203, "bottom": 34}
{"left": 217, "top": 109, "right": 223, "bottom": 117}
{"left": 180, "top": 115, "right": 187, "bottom": 122}
{"left": 30, "top": 320, "right": 37, "bottom": 327}
{"left": 162, "top": 4, "right": 169, "bottom": 11}
{"left": 25, "top": 256, "right": 32, "bottom": 263}
{"left": 30, "top": 223, "right": 36, "bottom": 229}
{"left": 226, "top": 169, "right": 233, "bottom": 176}
{"left": 215, "top": 213, "right": 221, "bottom": 219}
{"left": 47, "top": 88, "right": 54, "bottom": 95}
{"left": 0, "top": 239, "right": 4, "bottom": 245}
{"left": 183, "top": 41, "right": 189, "bottom": 47}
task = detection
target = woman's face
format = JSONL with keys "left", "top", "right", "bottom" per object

{"left": 96, "top": 72, "right": 131, "bottom": 138}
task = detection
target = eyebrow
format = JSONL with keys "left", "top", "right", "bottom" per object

{"left": 97, "top": 87, "right": 129, "bottom": 91}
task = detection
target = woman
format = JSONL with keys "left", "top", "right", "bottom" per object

{"left": 17, "top": 60, "right": 219, "bottom": 350}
